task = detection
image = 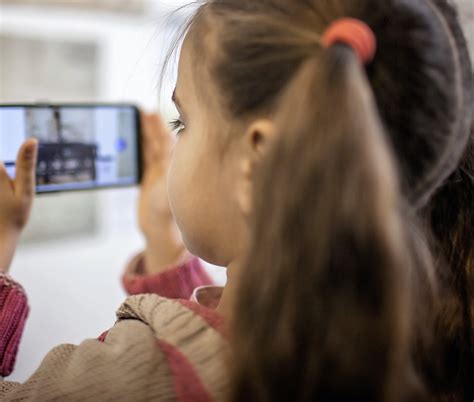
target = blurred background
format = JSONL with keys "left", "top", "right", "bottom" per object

{"left": 0, "top": 0, "right": 226, "bottom": 382}
{"left": 0, "top": 0, "right": 473, "bottom": 383}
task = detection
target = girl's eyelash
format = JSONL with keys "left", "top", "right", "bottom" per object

{"left": 169, "top": 119, "right": 185, "bottom": 136}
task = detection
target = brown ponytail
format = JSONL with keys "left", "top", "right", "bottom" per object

{"left": 230, "top": 46, "right": 422, "bottom": 402}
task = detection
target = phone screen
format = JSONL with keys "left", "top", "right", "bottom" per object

{"left": 0, "top": 104, "right": 142, "bottom": 194}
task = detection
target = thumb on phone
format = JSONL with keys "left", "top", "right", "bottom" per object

{"left": 14, "top": 138, "right": 38, "bottom": 200}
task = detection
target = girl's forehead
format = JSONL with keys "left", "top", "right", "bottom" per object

{"left": 176, "top": 27, "right": 226, "bottom": 122}
{"left": 176, "top": 38, "right": 216, "bottom": 115}
{"left": 173, "top": 52, "right": 193, "bottom": 108}
{"left": 175, "top": 46, "right": 195, "bottom": 107}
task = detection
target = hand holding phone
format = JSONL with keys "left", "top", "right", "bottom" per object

{"left": 0, "top": 139, "right": 38, "bottom": 273}
{"left": 138, "top": 113, "right": 187, "bottom": 274}
{"left": 0, "top": 104, "right": 143, "bottom": 194}
{"left": 138, "top": 113, "right": 174, "bottom": 234}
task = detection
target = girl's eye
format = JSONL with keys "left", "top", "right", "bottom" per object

{"left": 169, "top": 118, "right": 185, "bottom": 137}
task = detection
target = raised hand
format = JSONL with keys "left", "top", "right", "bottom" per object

{"left": 0, "top": 139, "right": 38, "bottom": 273}
{"left": 137, "top": 112, "right": 187, "bottom": 273}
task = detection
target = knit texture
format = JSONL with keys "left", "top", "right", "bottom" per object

{"left": 0, "top": 294, "right": 229, "bottom": 401}
{"left": 122, "top": 252, "right": 213, "bottom": 299}
{"left": 0, "top": 273, "right": 29, "bottom": 377}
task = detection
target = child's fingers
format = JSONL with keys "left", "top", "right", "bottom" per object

{"left": 0, "top": 161, "right": 14, "bottom": 192}
{"left": 151, "top": 114, "right": 173, "bottom": 160}
{"left": 14, "top": 139, "right": 38, "bottom": 200}
{"left": 141, "top": 114, "right": 156, "bottom": 154}
{"left": 141, "top": 112, "right": 159, "bottom": 169}
{"left": 147, "top": 113, "right": 169, "bottom": 152}
{"left": 141, "top": 112, "right": 171, "bottom": 168}
{"left": 140, "top": 111, "right": 152, "bottom": 169}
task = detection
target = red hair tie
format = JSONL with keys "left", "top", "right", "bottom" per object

{"left": 321, "top": 18, "right": 377, "bottom": 65}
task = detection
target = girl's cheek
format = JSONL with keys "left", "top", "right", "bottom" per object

{"left": 167, "top": 149, "right": 189, "bottom": 218}
{"left": 167, "top": 158, "right": 178, "bottom": 214}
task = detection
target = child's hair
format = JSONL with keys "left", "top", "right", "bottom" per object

{"left": 417, "top": 2, "right": 474, "bottom": 400}
{"left": 176, "top": 0, "right": 473, "bottom": 399}
{"left": 231, "top": 46, "right": 424, "bottom": 402}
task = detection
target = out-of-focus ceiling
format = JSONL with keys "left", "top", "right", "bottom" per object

{"left": 0, "top": 0, "right": 196, "bottom": 17}
{"left": 0, "top": 0, "right": 149, "bottom": 14}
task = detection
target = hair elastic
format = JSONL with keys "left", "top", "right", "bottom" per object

{"left": 321, "top": 18, "right": 377, "bottom": 65}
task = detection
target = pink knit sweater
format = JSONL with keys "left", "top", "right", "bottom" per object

{"left": 0, "top": 273, "right": 29, "bottom": 377}
{"left": 0, "top": 254, "right": 227, "bottom": 401}
{"left": 122, "top": 252, "right": 223, "bottom": 309}
{"left": 122, "top": 252, "right": 214, "bottom": 299}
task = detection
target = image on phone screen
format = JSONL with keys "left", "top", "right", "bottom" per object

{"left": 0, "top": 104, "right": 142, "bottom": 193}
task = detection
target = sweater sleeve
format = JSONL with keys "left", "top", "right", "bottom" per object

{"left": 0, "top": 273, "right": 29, "bottom": 378}
{"left": 122, "top": 251, "right": 214, "bottom": 299}
{"left": 0, "top": 319, "right": 175, "bottom": 401}
{"left": 0, "top": 295, "right": 225, "bottom": 402}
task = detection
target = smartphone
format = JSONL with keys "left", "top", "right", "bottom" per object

{"left": 0, "top": 103, "right": 143, "bottom": 194}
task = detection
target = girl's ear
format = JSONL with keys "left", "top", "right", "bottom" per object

{"left": 236, "top": 119, "right": 277, "bottom": 217}
{"left": 246, "top": 119, "right": 277, "bottom": 158}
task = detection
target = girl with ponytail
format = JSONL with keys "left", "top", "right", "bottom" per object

{"left": 169, "top": 0, "right": 470, "bottom": 400}
{"left": 0, "top": 0, "right": 471, "bottom": 400}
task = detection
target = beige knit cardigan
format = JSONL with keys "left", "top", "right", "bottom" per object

{"left": 0, "top": 294, "right": 229, "bottom": 401}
